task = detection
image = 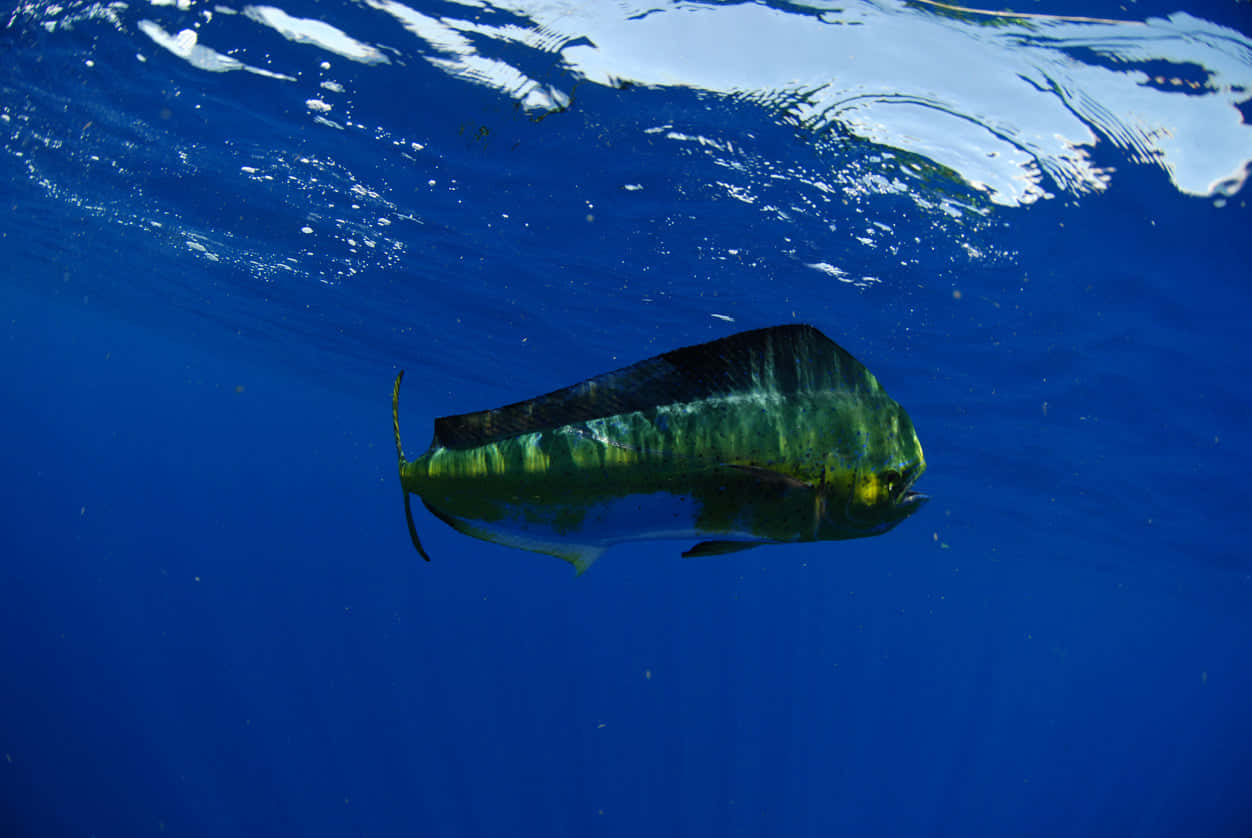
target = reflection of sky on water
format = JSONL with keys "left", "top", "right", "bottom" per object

{"left": 57, "top": 0, "right": 1252, "bottom": 207}
{"left": 373, "top": 0, "right": 1250, "bottom": 206}
{"left": 12, "top": 0, "right": 1250, "bottom": 257}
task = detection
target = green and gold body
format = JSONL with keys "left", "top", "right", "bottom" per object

{"left": 393, "top": 325, "right": 926, "bottom": 573}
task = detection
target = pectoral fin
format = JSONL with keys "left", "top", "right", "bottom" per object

{"left": 682, "top": 540, "right": 767, "bottom": 558}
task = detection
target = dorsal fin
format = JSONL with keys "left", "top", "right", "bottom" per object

{"left": 433, "top": 324, "right": 879, "bottom": 450}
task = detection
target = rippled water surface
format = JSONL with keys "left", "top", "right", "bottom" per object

{"left": 3, "top": 1, "right": 1251, "bottom": 835}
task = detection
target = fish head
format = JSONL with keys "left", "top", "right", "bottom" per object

{"left": 860, "top": 458, "right": 929, "bottom": 532}
{"left": 825, "top": 405, "right": 928, "bottom": 537}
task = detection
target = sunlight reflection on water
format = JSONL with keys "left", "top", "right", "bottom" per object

{"left": 414, "top": 0, "right": 1250, "bottom": 206}
{"left": 4, "top": 0, "right": 1249, "bottom": 311}
{"left": 18, "top": 0, "right": 1251, "bottom": 209}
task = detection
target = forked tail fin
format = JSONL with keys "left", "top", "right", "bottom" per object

{"left": 393, "top": 371, "right": 431, "bottom": 562}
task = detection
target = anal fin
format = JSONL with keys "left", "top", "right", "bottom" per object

{"left": 552, "top": 545, "right": 607, "bottom": 576}
{"left": 423, "top": 499, "right": 607, "bottom": 576}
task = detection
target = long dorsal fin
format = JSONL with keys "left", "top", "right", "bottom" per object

{"left": 433, "top": 324, "right": 879, "bottom": 450}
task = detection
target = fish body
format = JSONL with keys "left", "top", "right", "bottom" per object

{"left": 393, "top": 325, "right": 926, "bottom": 573}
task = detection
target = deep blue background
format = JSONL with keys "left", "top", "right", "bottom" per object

{"left": 3, "top": 1, "right": 1251, "bottom": 835}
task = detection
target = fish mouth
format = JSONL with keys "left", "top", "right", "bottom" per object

{"left": 897, "top": 489, "right": 929, "bottom": 510}
{"left": 891, "top": 462, "right": 928, "bottom": 511}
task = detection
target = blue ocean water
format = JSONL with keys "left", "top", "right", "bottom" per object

{"left": 3, "top": 0, "right": 1252, "bottom": 835}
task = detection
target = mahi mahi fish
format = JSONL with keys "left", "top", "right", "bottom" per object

{"left": 392, "top": 324, "right": 927, "bottom": 574}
